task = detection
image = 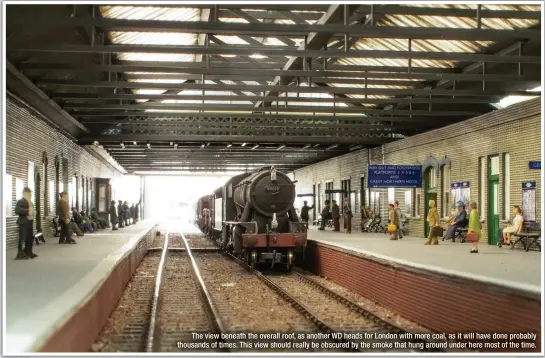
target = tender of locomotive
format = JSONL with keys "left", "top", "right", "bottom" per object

{"left": 197, "top": 166, "right": 307, "bottom": 270}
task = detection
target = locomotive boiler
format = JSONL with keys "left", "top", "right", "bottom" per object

{"left": 198, "top": 166, "right": 307, "bottom": 270}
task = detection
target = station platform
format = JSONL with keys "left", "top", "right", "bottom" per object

{"left": 305, "top": 226, "right": 541, "bottom": 293}
{"left": 302, "top": 226, "right": 541, "bottom": 347}
{"left": 4, "top": 221, "right": 157, "bottom": 354}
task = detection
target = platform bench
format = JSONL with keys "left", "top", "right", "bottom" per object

{"left": 511, "top": 222, "right": 541, "bottom": 252}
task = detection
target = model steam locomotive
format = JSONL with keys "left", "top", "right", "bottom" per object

{"left": 197, "top": 166, "right": 307, "bottom": 270}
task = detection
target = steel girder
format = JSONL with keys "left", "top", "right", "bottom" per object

{"left": 27, "top": 63, "right": 541, "bottom": 83}
{"left": 66, "top": 103, "right": 480, "bottom": 116}
{"left": 11, "top": 17, "right": 542, "bottom": 41}
{"left": 75, "top": 113, "right": 447, "bottom": 124}
{"left": 52, "top": 93, "right": 503, "bottom": 105}
{"left": 15, "top": 44, "right": 542, "bottom": 64}
{"left": 79, "top": 134, "right": 395, "bottom": 145}
{"left": 40, "top": 80, "right": 539, "bottom": 97}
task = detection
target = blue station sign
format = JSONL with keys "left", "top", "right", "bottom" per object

{"left": 522, "top": 182, "right": 537, "bottom": 189}
{"left": 367, "top": 165, "right": 422, "bottom": 188}
{"left": 528, "top": 161, "right": 541, "bottom": 170}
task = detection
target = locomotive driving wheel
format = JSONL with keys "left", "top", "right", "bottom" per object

{"left": 250, "top": 250, "right": 257, "bottom": 269}
{"left": 286, "top": 250, "right": 294, "bottom": 271}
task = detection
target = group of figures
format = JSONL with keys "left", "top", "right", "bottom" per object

{"left": 108, "top": 200, "right": 140, "bottom": 230}
{"left": 300, "top": 199, "right": 353, "bottom": 234}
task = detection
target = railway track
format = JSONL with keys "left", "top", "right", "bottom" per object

{"left": 93, "top": 232, "right": 223, "bottom": 353}
{"left": 93, "top": 229, "right": 445, "bottom": 353}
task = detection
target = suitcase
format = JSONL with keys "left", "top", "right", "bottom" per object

{"left": 387, "top": 224, "right": 397, "bottom": 232}
{"left": 466, "top": 232, "right": 479, "bottom": 243}
{"left": 430, "top": 226, "right": 444, "bottom": 237}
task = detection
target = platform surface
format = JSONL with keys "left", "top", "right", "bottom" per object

{"left": 4, "top": 221, "right": 155, "bottom": 353}
{"left": 307, "top": 226, "right": 542, "bottom": 294}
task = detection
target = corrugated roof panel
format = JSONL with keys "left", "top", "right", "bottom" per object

{"left": 119, "top": 53, "right": 194, "bottom": 62}
{"left": 109, "top": 31, "right": 196, "bottom": 46}
{"left": 130, "top": 78, "right": 187, "bottom": 84}
{"left": 338, "top": 57, "right": 455, "bottom": 69}
{"left": 220, "top": 17, "right": 249, "bottom": 23}
{"left": 329, "top": 83, "right": 413, "bottom": 90}
{"left": 100, "top": 6, "right": 200, "bottom": 21}
{"left": 214, "top": 35, "right": 249, "bottom": 45}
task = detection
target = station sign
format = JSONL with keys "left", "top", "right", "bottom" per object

{"left": 325, "top": 189, "right": 345, "bottom": 194}
{"left": 296, "top": 193, "right": 314, "bottom": 197}
{"left": 450, "top": 181, "right": 470, "bottom": 188}
{"left": 522, "top": 182, "right": 537, "bottom": 189}
{"left": 367, "top": 165, "right": 422, "bottom": 188}
{"left": 528, "top": 161, "right": 541, "bottom": 170}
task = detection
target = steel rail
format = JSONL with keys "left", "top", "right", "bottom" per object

{"left": 145, "top": 233, "right": 170, "bottom": 352}
{"left": 147, "top": 247, "right": 221, "bottom": 253}
{"left": 224, "top": 252, "right": 359, "bottom": 352}
{"left": 180, "top": 232, "right": 231, "bottom": 352}
{"left": 291, "top": 268, "right": 449, "bottom": 353}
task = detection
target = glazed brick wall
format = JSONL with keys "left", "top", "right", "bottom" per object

{"left": 5, "top": 95, "right": 122, "bottom": 248}
{"left": 293, "top": 98, "right": 541, "bottom": 240}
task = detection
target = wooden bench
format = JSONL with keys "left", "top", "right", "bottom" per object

{"left": 510, "top": 222, "right": 541, "bottom": 252}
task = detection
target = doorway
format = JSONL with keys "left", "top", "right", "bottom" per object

{"left": 35, "top": 170, "right": 42, "bottom": 232}
{"left": 423, "top": 167, "right": 438, "bottom": 237}
{"left": 488, "top": 155, "right": 500, "bottom": 245}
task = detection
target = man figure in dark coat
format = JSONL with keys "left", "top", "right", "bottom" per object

{"left": 130, "top": 203, "right": 135, "bottom": 224}
{"left": 443, "top": 201, "right": 469, "bottom": 242}
{"left": 14, "top": 187, "right": 37, "bottom": 259}
{"left": 318, "top": 200, "right": 331, "bottom": 231}
{"left": 135, "top": 201, "right": 140, "bottom": 222}
{"left": 117, "top": 200, "right": 125, "bottom": 228}
{"left": 123, "top": 201, "right": 130, "bottom": 226}
{"left": 109, "top": 200, "right": 119, "bottom": 230}
{"left": 57, "top": 192, "right": 77, "bottom": 244}
{"left": 331, "top": 200, "right": 341, "bottom": 232}
{"left": 300, "top": 201, "right": 314, "bottom": 223}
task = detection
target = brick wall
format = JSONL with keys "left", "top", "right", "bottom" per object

{"left": 294, "top": 98, "right": 541, "bottom": 242}
{"left": 5, "top": 95, "right": 123, "bottom": 248}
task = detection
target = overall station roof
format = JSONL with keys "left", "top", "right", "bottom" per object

{"left": 5, "top": 4, "right": 542, "bottom": 174}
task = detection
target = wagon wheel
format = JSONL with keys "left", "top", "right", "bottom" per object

{"left": 250, "top": 250, "right": 257, "bottom": 269}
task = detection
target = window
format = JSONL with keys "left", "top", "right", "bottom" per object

{"left": 98, "top": 184, "right": 107, "bottom": 212}
{"left": 388, "top": 188, "right": 395, "bottom": 205}
{"left": 71, "top": 176, "right": 77, "bottom": 208}
{"left": 5, "top": 174, "right": 13, "bottom": 216}
{"left": 503, "top": 153, "right": 510, "bottom": 220}
{"left": 15, "top": 178, "right": 24, "bottom": 202}
{"left": 404, "top": 190, "right": 412, "bottom": 216}
{"left": 490, "top": 156, "right": 499, "bottom": 176}
{"left": 442, "top": 166, "right": 451, "bottom": 217}
{"left": 43, "top": 154, "right": 48, "bottom": 216}
{"left": 49, "top": 181, "right": 55, "bottom": 214}
{"left": 479, "top": 157, "right": 486, "bottom": 220}
{"left": 428, "top": 167, "right": 437, "bottom": 189}
{"left": 370, "top": 191, "right": 380, "bottom": 214}
{"left": 341, "top": 179, "right": 350, "bottom": 212}
{"left": 414, "top": 188, "right": 421, "bottom": 217}
{"left": 28, "top": 162, "right": 35, "bottom": 194}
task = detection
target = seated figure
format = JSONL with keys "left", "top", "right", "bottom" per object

{"left": 443, "top": 201, "right": 468, "bottom": 242}
{"left": 502, "top": 206, "right": 524, "bottom": 245}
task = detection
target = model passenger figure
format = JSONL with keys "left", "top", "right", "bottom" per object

{"left": 425, "top": 200, "right": 440, "bottom": 245}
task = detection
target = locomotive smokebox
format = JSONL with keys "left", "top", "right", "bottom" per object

{"left": 233, "top": 167, "right": 295, "bottom": 217}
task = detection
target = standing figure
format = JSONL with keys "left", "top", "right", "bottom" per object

{"left": 388, "top": 204, "right": 399, "bottom": 240}
{"left": 135, "top": 201, "right": 140, "bottom": 223}
{"left": 130, "top": 204, "right": 135, "bottom": 224}
{"left": 109, "top": 200, "right": 119, "bottom": 230}
{"left": 300, "top": 201, "right": 314, "bottom": 223}
{"left": 468, "top": 201, "right": 481, "bottom": 253}
{"left": 394, "top": 201, "right": 404, "bottom": 239}
{"left": 331, "top": 200, "right": 340, "bottom": 232}
{"left": 425, "top": 200, "right": 440, "bottom": 245}
{"left": 123, "top": 201, "right": 130, "bottom": 226}
{"left": 343, "top": 199, "right": 353, "bottom": 234}
{"left": 318, "top": 200, "right": 331, "bottom": 231}
{"left": 14, "top": 187, "right": 37, "bottom": 259}
{"left": 57, "top": 192, "right": 77, "bottom": 244}
{"left": 117, "top": 200, "right": 125, "bottom": 228}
